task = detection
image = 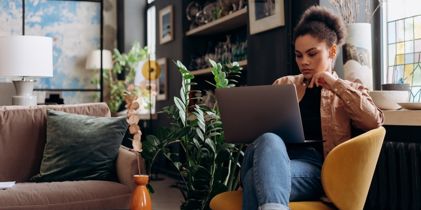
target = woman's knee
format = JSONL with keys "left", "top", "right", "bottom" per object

{"left": 254, "top": 133, "right": 288, "bottom": 155}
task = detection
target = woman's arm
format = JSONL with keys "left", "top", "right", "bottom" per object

{"left": 331, "top": 79, "right": 384, "bottom": 130}
{"left": 310, "top": 71, "right": 384, "bottom": 130}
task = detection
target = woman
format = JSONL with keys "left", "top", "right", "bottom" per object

{"left": 240, "top": 6, "right": 384, "bottom": 210}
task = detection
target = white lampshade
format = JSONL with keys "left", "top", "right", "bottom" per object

{"left": 85, "top": 49, "right": 113, "bottom": 70}
{"left": 0, "top": 35, "right": 53, "bottom": 77}
{"left": 0, "top": 35, "right": 53, "bottom": 106}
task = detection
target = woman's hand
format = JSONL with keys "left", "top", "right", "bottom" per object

{"left": 308, "top": 71, "right": 337, "bottom": 90}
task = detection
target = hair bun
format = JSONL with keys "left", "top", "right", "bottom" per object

{"left": 300, "top": 6, "right": 346, "bottom": 45}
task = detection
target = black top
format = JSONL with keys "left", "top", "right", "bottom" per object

{"left": 299, "top": 86, "right": 323, "bottom": 141}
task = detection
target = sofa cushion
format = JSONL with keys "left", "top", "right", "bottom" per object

{"left": 31, "top": 110, "right": 128, "bottom": 182}
{"left": 0, "top": 103, "right": 111, "bottom": 182}
{"left": 0, "top": 181, "right": 131, "bottom": 210}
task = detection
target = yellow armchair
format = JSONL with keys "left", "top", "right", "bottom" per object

{"left": 210, "top": 127, "right": 386, "bottom": 210}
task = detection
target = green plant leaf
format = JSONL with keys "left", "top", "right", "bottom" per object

{"left": 205, "top": 138, "right": 216, "bottom": 153}
{"left": 196, "top": 128, "right": 204, "bottom": 141}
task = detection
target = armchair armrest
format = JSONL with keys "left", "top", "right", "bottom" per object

{"left": 116, "top": 146, "right": 145, "bottom": 190}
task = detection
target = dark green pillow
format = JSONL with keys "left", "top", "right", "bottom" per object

{"left": 31, "top": 110, "right": 128, "bottom": 182}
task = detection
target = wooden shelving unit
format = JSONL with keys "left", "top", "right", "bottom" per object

{"left": 191, "top": 60, "right": 248, "bottom": 76}
{"left": 186, "top": 8, "right": 247, "bottom": 36}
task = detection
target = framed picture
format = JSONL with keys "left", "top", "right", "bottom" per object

{"left": 159, "top": 5, "right": 173, "bottom": 44}
{"left": 156, "top": 58, "right": 168, "bottom": 101}
{"left": 248, "top": 0, "right": 285, "bottom": 35}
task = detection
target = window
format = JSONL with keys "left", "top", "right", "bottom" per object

{"left": 382, "top": 0, "right": 421, "bottom": 101}
{"left": 146, "top": 0, "right": 156, "bottom": 59}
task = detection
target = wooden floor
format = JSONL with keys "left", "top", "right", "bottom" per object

{"left": 150, "top": 175, "right": 183, "bottom": 210}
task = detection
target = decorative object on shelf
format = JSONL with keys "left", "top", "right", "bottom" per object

{"left": 329, "top": 0, "right": 377, "bottom": 90}
{"left": 159, "top": 5, "right": 174, "bottom": 44}
{"left": 368, "top": 90, "right": 410, "bottom": 110}
{"left": 0, "top": 35, "right": 53, "bottom": 106}
{"left": 141, "top": 60, "right": 243, "bottom": 210}
{"left": 186, "top": 1, "right": 202, "bottom": 29}
{"left": 125, "top": 92, "right": 152, "bottom": 210}
{"left": 203, "top": 2, "right": 222, "bottom": 23}
{"left": 156, "top": 58, "right": 168, "bottom": 101}
{"left": 398, "top": 102, "right": 421, "bottom": 110}
{"left": 219, "top": 0, "right": 246, "bottom": 14}
{"left": 190, "top": 35, "right": 247, "bottom": 70}
{"left": 186, "top": 0, "right": 247, "bottom": 31}
{"left": 186, "top": 1, "right": 201, "bottom": 21}
{"left": 248, "top": 0, "right": 285, "bottom": 35}
{"left": 342, "top": 23, "right": 373, "bottom": 90}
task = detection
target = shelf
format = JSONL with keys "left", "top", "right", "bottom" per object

{"left": 191, "top": 60, "right": 247, "bottom": 76}
{"left": 186, "top": 8, "right": 247, "bottom": 36}
{"left": 383, "top": 110, "right": 421, "bottom": 126}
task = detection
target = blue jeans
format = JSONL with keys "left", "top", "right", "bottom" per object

{"left": 240, "top": 133, "right": 324, "bottom": 210}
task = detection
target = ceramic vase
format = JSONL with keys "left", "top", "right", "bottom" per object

{"left": 343, "top": 23, "right": 373, "bottom": 90}
{"left": 131, "top": 175, "right": 152, "bottom": 210}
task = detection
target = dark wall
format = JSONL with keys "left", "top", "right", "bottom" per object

{"left": 153, "top": 0, "right": 185, "bottom": 128}
{"left": 117, "top": 0, "right": 146, "bottom": 52}
{"left": 247, "top": 0, "right": 319, "bottom": 86}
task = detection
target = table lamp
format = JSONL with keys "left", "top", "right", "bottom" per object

{"left": 85, "top": 49, "right": 113, "bottom": 70}
{"left": 0, "top": 35, "right": 53, "bottom": 106}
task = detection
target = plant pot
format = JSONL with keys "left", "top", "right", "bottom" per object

{"left": 131, "top": 175, "right": 152, "bottom": 210}
{"left": 343, "top": 23, "right": 373, "bottom": 90}
{"left": 117, "top": 67, "right": 129, "bottom": 81}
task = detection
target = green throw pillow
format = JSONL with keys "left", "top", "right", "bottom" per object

{"left": 31, "top": 110, "right": 128, "bottom": 182}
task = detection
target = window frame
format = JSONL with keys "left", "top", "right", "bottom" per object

{"left": 145, "top": 0, "right": 156, "bottom": 59}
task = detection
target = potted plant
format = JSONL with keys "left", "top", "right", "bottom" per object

{"left": 141, "top": 59, "right": 244, "bottom": 210}
{"left": 103, "top": 43, "right": 148, "bottom": 114}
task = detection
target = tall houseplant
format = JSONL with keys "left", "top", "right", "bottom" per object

{"left": 141, "top": 60, "right": 244, "bottom": 210}
{"left": 104, "top": 43, "right": 148, "bottom": 113}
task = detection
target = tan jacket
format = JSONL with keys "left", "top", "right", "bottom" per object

{"left": 274, "top": 73, "right": 384, "bottom": 156}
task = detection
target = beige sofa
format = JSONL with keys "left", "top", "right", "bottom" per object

{"left": 0, "top": 103, "right": 140, "bottom": 210}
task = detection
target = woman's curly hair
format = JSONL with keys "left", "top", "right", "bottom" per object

{"left": 293, "top": 6, "right": 347, "bottom": 47}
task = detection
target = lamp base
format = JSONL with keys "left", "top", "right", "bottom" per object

{"left": 12, "top": 80, "right": 37, "bottom": 106}
{"left": 12, "top": 96, "right": 37, "bottom": 106}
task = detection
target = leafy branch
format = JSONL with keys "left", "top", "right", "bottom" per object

{"left": 104, "top": 43, "right": 148, "bottom": 113}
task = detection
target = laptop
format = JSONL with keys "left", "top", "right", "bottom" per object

{"left": 215, "top": 85, "right": 307, "bottom": 144}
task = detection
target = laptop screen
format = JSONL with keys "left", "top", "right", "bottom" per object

{"left": 215, "top": 85, "right": 305, "bottom": 144}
